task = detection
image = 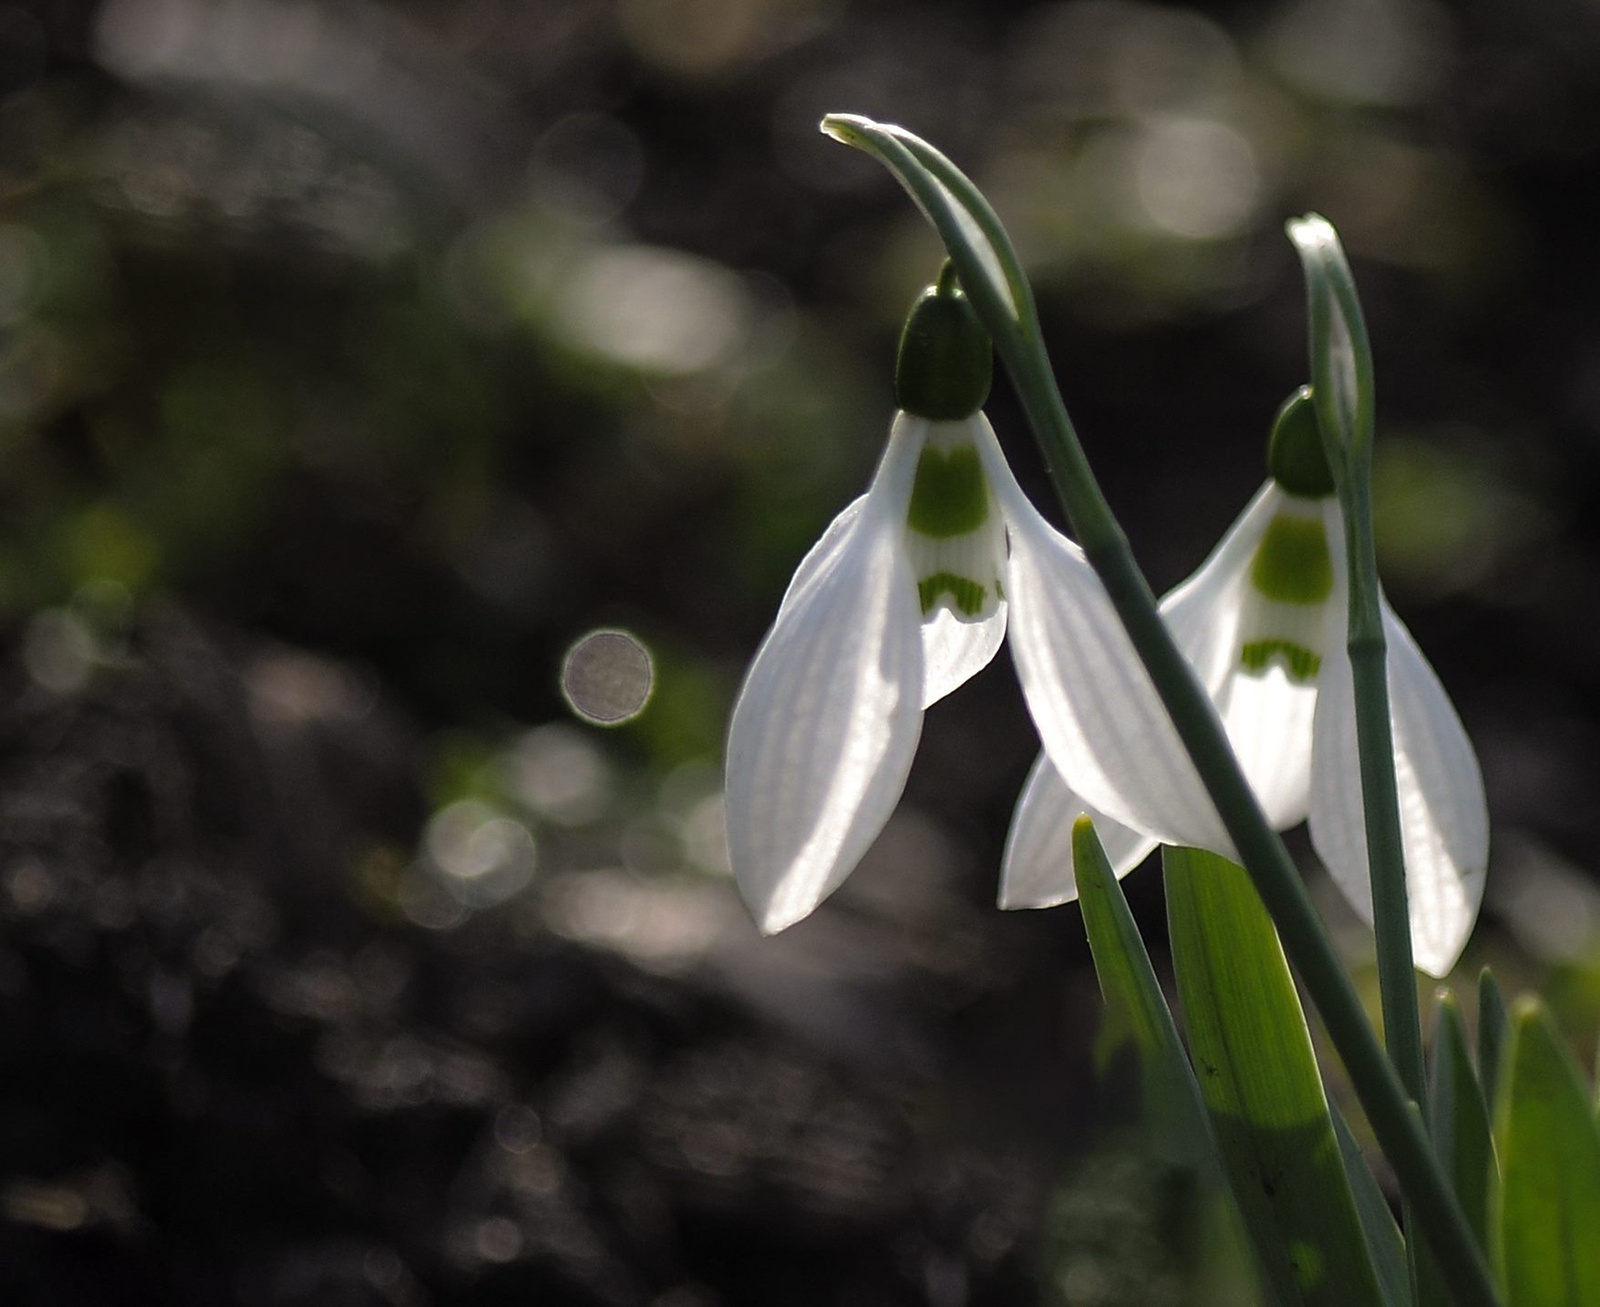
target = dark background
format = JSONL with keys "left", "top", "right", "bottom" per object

{"left": 3, "top": 0, "right": 1599, "bottom": 1303}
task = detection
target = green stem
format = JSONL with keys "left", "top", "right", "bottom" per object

{"left": 816, "top": 116, "right": 1502, "bottom": 1307}
{"left": 1295, "top": 236, "right": 1431, "bottom": 1306}
{"left": 1292, "top": 222, "right": 1427, "bottom": 1113}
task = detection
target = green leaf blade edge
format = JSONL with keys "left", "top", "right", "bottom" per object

{"left": 1163, "top": 844, "right": 1385, "bottom": 1307}
{"left": 1491, "top": 997, "right": 1600, "bottom": 1307}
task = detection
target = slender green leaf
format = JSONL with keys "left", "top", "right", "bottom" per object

{"left": 1072, "top": 819, "right": 1215, "bottom": 1157}
{"left": 1418, "top": 992, "right": 1496, "bottom": 1307}
{"left": 1164, "top": 844, "right": 1384, "bottom": 1307}
{"left": 1433, "top": 991, "right": 1495, "bottom": 1248}
{"left": 1331, "top": 1105, "right": 1410, "bottom": 1307}
{"left": 1478, "top": 970, "right": 1510, "bottom": 1110}
{"left": 1491, "top": 998, "right": 1600, "bottom": 1306}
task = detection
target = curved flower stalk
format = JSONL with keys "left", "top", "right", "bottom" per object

{"left": 725, "top": 271, "right": 1215, "bottom": 932}
{"left": 1003, "top": 391, "right": 1488, "bottom": 978}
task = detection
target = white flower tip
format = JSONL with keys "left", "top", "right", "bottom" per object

{"left": 1413, "top": 876, "right": 1485, "bottom": 978}
{"left": 1415, "top": 946, "right": 1458, "bottom": 981}
{"left": 997, "top": 883, "right": 1079, "bottom": 912}
{"left": 754, "top": 906, "right": 799, "bottom": 937}
{"left": 743, "top": 883, "right": 815, "bottom": 936}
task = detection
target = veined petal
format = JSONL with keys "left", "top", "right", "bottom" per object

{"left": 1159, "top": 483, "right": 1281, "bottom": 695}
{"left": 1215, "top": 667, "right": 1319, "bottom": 829}
{"left": 775, "top": 496, "right": 865, "bottom": 619}
{"left": 1000, "top": 752, "right": 1157, "bottom": 908}
{"left": 921, "top": 604, "right": 1007, "bottom": 708}
{"left": 974, "top": 428, "right": 1235, "bottom": 857}
{"left": 1308, "top": 599, "right": 1489, "bottom": 977}
{"left": 725, "top": 419, "right": 926, "bottom": 934}
{"left": 908, "top": 415, "right": 1010, "bottom": 708}
{"left": 775, "top": 413, "right": 933, "bottom": 618}
{"left": 1187, "top": 487, "right": 1334, "bottom": 829}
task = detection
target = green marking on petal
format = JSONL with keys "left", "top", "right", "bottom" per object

{"left": 1249, "top": 514, "right": 1334, "bottom": 605}
{"left": 907, "top": 445, "right": 989, "bottom": 539}
{"left": 918, "top": 571, "right": 986, "bottom": 616}
{"left": 1240, "top": 639, "right": 1322, "bottom": 682}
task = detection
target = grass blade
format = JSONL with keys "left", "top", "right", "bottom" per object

{"left": 1417, "top": 990, "right": 1496, "bottom": 1307}
{"left": 1434, "top": 991, "right": 1495, "bottom": 1247}
{"left": 1491, "top": 997, "right": 1600, "bottom": 1306}
{"left": 1331, "top": 1105, "right": 1410, "bottom": 1307}
{"left": 1478, "top": 969, "right": 1510, "bottom": 1110}
{"left": 1073, "top": 819, "right": 1215, "bottom": 1158}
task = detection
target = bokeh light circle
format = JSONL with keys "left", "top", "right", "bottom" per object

{"left": 561, "top": 629, "right": 653, "bottom": 725}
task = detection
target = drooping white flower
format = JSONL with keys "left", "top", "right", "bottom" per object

{"left": 1002, "top": 395, "right": 1489, "bottom": 978}
{"left": 725, "top": 275, "right": 1216, "bottom": 933}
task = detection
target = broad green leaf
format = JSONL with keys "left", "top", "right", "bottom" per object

{"left": 1478, "top": 969, "right": 1510, "bottom": 1109}
{"left": 819, "top": 114, "right": 1031, "bottom": 338}
{"left": 1331, "top": 1105, "right": 1410, "bottom": 1307}
{"left": 1164, "top": 844, "right": 1384, "bottom": 1307}
{"left": 1491, "top": 998, "right": 1600, "bottom": 1306}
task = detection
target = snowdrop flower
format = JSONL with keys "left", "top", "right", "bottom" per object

{"left": 726, "top": 270, "right": 1196, "bottom": 933}
{"left": 1002, "top": 390, "right": 1489, "bottom": 977}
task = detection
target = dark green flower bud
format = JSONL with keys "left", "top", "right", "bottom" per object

{"left": 1268, "top": 386, "right": 1335, "bottom": 497}
{"left": 894, "top": 264, "right": 992, "bottom": 420}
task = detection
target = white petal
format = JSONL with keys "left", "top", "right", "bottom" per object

{"left": 908, "top": 415, "right": 1011, "bottom": 707}
{"left": 775, "top": 496, "right": 865, "bottom": 619}
{"left": 1308, "top": 600, "right": 1489, "bottom": 977}
{"left": 921, "top": 602, "right": 1007, "bottom": 709}
{"left": 1158, "top": 483, "right": 1322, "bottom": 828}
{"left": 974, "top": 430, "right": 1235, "bottom": 857}
{"left": 775, "top": 413, "right": 934, "bottom": 619}
{"left": 724, "top": 419, "right": 927, "bottom": 933}
{"left": 1000, "top": 752, "right": 1157, "bottom": 908}
{"left": 1215, "top": 666, "right": 1318, "bottom": 829}
{"left": 1159, "top": 483, "right": 1282, "bottom": 695}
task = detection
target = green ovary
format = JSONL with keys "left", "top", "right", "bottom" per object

{"left": 1240, "top": 639, "right": 1322, "bottom": 682}
{"left": 1249, "top": 514, "right": 1333, "bottom": 604}
{"left": 918, "top": 572, "right": 987, "bottom": 616}
{"left": 906, "top": 445, "right": 989, "bottom": 538}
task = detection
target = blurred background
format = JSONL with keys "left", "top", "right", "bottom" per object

{"left": 3, "top": 0, "right": 1600, "bottom": 1302}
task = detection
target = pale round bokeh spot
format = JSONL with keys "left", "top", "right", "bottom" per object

{"left": 561, "top": 629, "right": 653, "bottom": 725}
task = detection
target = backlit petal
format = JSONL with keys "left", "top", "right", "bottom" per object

{"left": 975, "top": 432, "right": 1234, "bottom": 857}
{"left": 909, "top": 416, "right": 1011, "bottom": 707}
{"left": 1000, "top": 752, "right": 1158, "bottom": 908}
{"left": 1216, "top": 667, "right": 1319, "bottom": 829}
{"left": 922, "top": 602, "right": 1008, "bottom": 708}
{"left": 1166, "top": 484, "right": 1329, "bottom": 829}
{"left": 725, "top": 419, "right": 926, "bottom": 933}
{"left": 775, "top": 496, "right": 865, "bottom": 619}
{"left": 1308, "top": 600, "right": 1489, "bottom": 977}
{"left": 1159, "top": 483, "right": 1281, "bottom": 695}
